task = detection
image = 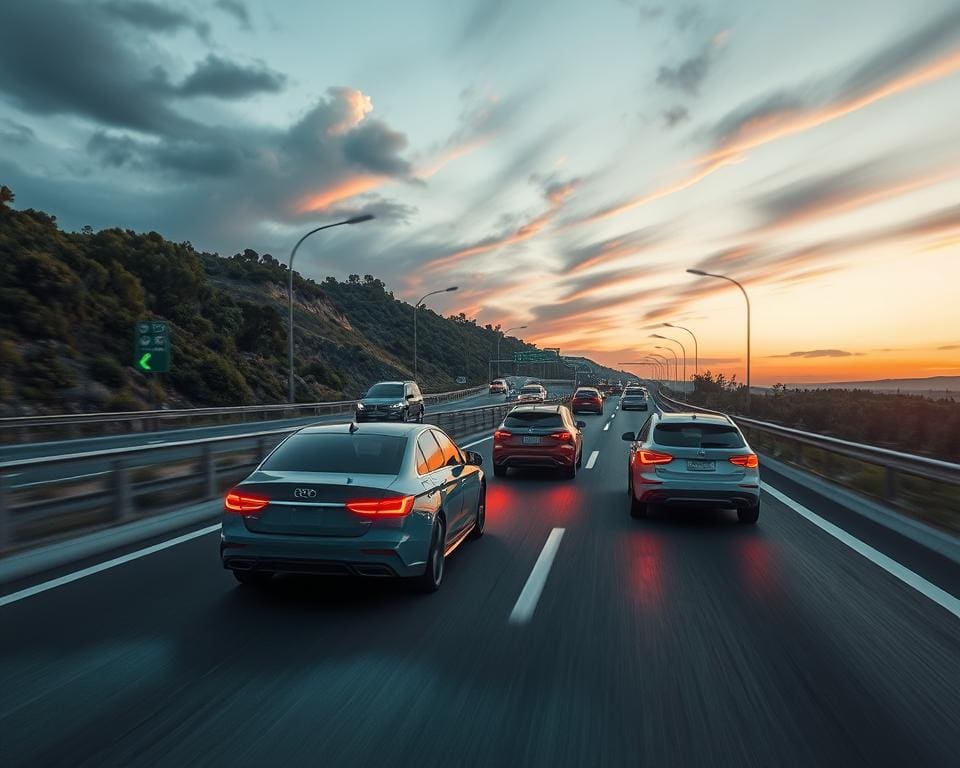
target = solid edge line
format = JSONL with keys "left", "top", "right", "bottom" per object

{"left": 509, "top": 528, "right": 565, "bottom": 624}
{"left": 762, "top": 482, "right": 960, "bottom": 620}
{"left": 0, "top": 523, "right": 222, "bottom": 608}
{"left": 585, "top": 450, "right": 600, "bottom": 469}
{"left": 462, "top": 435, "right": 493, "bottom": 448}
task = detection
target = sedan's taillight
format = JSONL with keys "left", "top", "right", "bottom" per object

{"left": 494, "top": 429, "right": 512, "bottom": 441}
{"left": 550, "top": 431, "right": 574, "bottom": 442}
{"left": 637, "top": 449, "right": 673, "bottom": 465}
{"left": 729, "top": 454, "right": 759, "bottom": 468}
{"left": 224, "top": 490, "right": 269, "bottom": 515}
{"left": 346, "top": 496, "right": 415, "bottom": 517}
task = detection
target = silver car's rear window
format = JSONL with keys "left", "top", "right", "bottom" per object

{"left": 504, "top": 412, "right": 563, "bottom": 428}
{"left": 261, "top": 434, "right": 407, "bottom": 474}
{"left": 653, "top": 423, "right": 744, "bottom": 448}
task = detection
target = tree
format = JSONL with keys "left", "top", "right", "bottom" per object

{"left": 0, "top": 185, "right": 14, "bottom": 207}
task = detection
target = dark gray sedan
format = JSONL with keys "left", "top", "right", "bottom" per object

{"left": 221, "top": 422, "right": 485, "bottom": 592}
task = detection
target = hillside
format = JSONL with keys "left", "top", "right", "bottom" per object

{"left": 0, "top": 200, "right": 553, "bottom": 414}
{"left": 785, "top": 376, "right": 960, "bottom": 395}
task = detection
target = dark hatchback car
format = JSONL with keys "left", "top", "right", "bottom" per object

{"left": 221, "top": 422, "right": 486, "bottom": 592}
{"left": 356, "top": 380, "right": 425, "bottom": 423}
{"left": 492, "top": 404, "right": 586, "bottom": 479}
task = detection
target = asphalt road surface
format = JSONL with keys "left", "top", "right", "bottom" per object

{"left": 2, "top": 397, "right": 959, "bottom": 767}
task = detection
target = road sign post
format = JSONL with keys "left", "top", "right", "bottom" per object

{"left": 134, "top": 321, "right": 171, "bottom": 374}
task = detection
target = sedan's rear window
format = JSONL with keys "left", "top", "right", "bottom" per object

{"left": 261, "top": 434, "right": 407, "bottom": 474}
{"left": 520, "top": 386, "right": 542, "bottom": 394}
{"left": 574, "top": 389, "right": 599, "bottom": 397}
{"left": 653, "top": 423, "right": 744, "bottom": 449}
{"left": 504, "top": 412, "right": 564, "bottom": 428}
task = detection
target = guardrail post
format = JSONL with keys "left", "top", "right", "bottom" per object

{"left": 114, "top": 459, "right": 132, "bottom": 521}
{"left": 203, "top": 444, "right": 217, "bottom": 499}
{"left": 884, "top": 467, "right": 900, "bottom": 501}
{"left": 0, "top": 472, "right": 9, "bottom": 550}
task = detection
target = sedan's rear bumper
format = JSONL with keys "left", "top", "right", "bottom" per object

{"left": 355, "top": 411, "right": 408, "bottom": 422}
{"left": 220, "top": 516, "right": 429, "bottom": 578}
{"left": 621, "top": 401, "right": 648, "bottom": 410}
{"left": 634, "top": 483, "right": 760, "bottom": 508}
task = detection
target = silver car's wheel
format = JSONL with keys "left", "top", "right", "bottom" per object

{"left": 469, "top": 485, "right": 486, "bottom": 540}
{"left": 412, "top": 519, "right": 445, "bottom": 593}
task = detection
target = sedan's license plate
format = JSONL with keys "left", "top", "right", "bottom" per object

{"left": 686, "top": 459, "right": 716, "bottom": 471}
{"left": 523, "top": 436, "right": 541, "bottom": 445}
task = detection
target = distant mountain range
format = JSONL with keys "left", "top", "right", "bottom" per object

{"left": 784, "top": 376, "right": 960, "bottom": 394}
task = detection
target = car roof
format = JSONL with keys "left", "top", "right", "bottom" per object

{"left": 508, "top": 403, "right": 563, "bottom": 413}
{"left": 297, "top": 422, "right": 426, "bottom": 436}
{"left": 655, "top": 411, "right": 733, "bottom": 425}
{"left": 369, "top": 380, "right": 414, "bottom": 386}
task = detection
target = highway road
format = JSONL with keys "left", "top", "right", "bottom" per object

{"left": 2, "top": 396, "right": 959, "bottom": 767}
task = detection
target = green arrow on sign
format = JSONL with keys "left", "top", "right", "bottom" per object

{"left": 138, "top": 353, "right": 152, "bottom": 371}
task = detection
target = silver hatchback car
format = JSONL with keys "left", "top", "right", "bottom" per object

{"left": 221, "top": 422, "right": 486, "bottom": 592}
{"left": 621, "top": 412, "right": 760, "bottom": 523}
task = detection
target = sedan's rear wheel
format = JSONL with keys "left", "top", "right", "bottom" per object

{"left": 469, "top": 484, "right": 486, "bottom": 540}
{"left": 493, "top": 463, "right": 507, "bottom": 478}
{"left": 412, "top": 519, "right": 445, "bottom": 593}
{"left": 737, "top": 499, "right": 760, "bottom": 524}
{"left": 562, "top": 461, "right": 577, "bottom": 480}
{"left": 630, "top": 489, "right": 648, "bottom": 519}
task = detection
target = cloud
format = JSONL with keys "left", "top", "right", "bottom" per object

{"left": 87, "top": 131, "right": 243, "bottom": 177}
{"left": 98, "top": 0, "right": 209, "bottom": 39}
{"left": 456, "top": 0, "right": 511, "bottom": 47}
{"left": 564, "top": 227, "right": 662, "bottom": 272}
{"left": 663, "top": 106, "right": 690, "bottom": 128}
{"left": 937, "top": 344, "right": 960, "bottom": 351}
{"left": 175, "top": 55, "right": 286, "bottom": 99}
{"left": 0, "top": 118, "right": 35, "bottom": 145}
{"left": 768, "top": 350, "right": 863, "bottom": 358}
{"left": 214, "top": 0, "right": 252, "bottom": 30}
{"left": 657, "top": 49, "right": 711, "bottom": 95}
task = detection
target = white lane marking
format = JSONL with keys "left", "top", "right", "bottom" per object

{"left": 610, "top": 413, "right": 616, "bottom": 419}
{"left": 585, "top": 450, "right": 600, "bottom": 469}
{"left": 0, "top": 524, "right": 222, "bottom": 608}
{"left": 763, "top": 483, "right": 960, "bottom": 620}
{"left": 462, "top": 435, "right": 492, "bottom": 448}
{"left": 603, "top": 422, "right": 610, "bottom": 431}
{"left": 509, "top": 528, "right": 565, "bottom": 624}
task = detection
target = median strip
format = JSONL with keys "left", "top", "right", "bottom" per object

{"left": 509, "top": 528, "right": 565, "bottom": 625}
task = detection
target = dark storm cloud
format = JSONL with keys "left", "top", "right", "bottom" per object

{"left": 768, "top": 350, "right": 862, "bottom": 358}
{"left": 0, "top": 118, "right": 35, "bottom": 145}
{"left": 0, "top": 0, "right": 198, "bottom": 136}
{"left": 99, "top": 0, "right": 209, "bottom": 38}
{"left": 708, "top": 7, "right": 960, "bottom": 148}
{"left": 88, "top": 132, "right": 243, "bottom": 177}
{"left": 656, "top": 48, "right": 711, "bottom": 95}
{"left": 663, "top": 106, "right": 690, "bottom": 128}
{"left": 214, "top": 0, "right": 252, "bottom": 30}
{"left": 343, "top": 122, "right": 413, "bottom": 177}
{"left": 175, "top": 55, "right": 286, "bottom": 99}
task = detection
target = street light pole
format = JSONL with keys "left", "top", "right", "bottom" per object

{"left": 645, "top": 352, "right": 669, "bottom": 382}
{"left": 655, "top": 345, "right": 679, "bottom": 385}
{"left": 414, "top": 286, "right": 458, "bottom": 382}
{"left": 651, "top": 334, "right": 687, "bottom": 394}
{"left": 686, "top": 269, "right": 751, "bottom": 411}
{"left": 665, "top": 323, "right": 698, "bottom": 377}
{"left": 497, "top": 325, "right": 527, "bottom": 378}
{"left": 288, "top": 214, "right": 374, "bottom": 403}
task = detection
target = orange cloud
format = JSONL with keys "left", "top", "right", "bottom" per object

{"left": 701, "top": 48, "right": 960, "bottom": 167}
{"left": 415, "top": 137, "right": 489, "bottom": 179}
{"left": 296, "top": 174, "right": 386, "bottom": 213}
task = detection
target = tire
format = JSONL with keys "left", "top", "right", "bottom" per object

{"left": 630, "top": 495, "right": 648, "bottom": 519}
{"left": 417, "top": 408, "right": 424, "bottom": 423}
{"left": 469, "top": 484, "right": 486, "bottom": 540}
{"left": 562, "top": 461, "right": 577, "bottom": 480}
{"left": 738, "top": 499, "right": 760, "bottom": 524}
{"left": 412, "top": 518, "right": 445, "bottom": 593}
{"left": 576, "top": 450, "right": 582, "bottom": 468}
{"left": 493, "top": 463, "right": 507, "bottom": 478}
{"left": 232, "top": 570, "right": 273, "bottom": 587}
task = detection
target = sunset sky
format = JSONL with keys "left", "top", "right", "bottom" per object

{"left": 2, "top": 0, "right": 959, "bottom": 383}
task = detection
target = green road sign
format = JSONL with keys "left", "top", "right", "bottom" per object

{"left": 513, "top": 351, "right": 559, "bottom": 363}
{"left": 134, "top": 321, "right": 170, "bottom": 373}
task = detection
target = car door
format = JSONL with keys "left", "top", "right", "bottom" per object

{"left": 432, "top": 429, "right": 472, "bottom": 535}
{"left": 410, "top": 382, "right": 425, "bottom": 418}
{"left": 417, "top": 430, "right": 463, "bottom": 535}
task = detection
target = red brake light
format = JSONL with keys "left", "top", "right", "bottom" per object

{"left": 550, "top": 431, "right": 574, "bottom": 442}
{"left": 494, "top": 429, "right": 512, "bottom": 440}
{"left": 729, "top": 454, "right": 759, "bottom": 468}
{"left": 637, "top": 449, "right": 673, "bottom": 465}
{"left": 225, "top": 490, "right": 269, "bottom": 515}
{"left": 346, "top": 496, "right": 415, "bottom": 517}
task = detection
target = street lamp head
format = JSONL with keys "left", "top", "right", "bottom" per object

{"left": 446, "top": 286, "right": 459, "bottom": 292}
{"left": 686, "top": 268, "right": 707, "bottom": 276}
{"left": 345, "top": 214, "right": 375, "bottom": 225}
{"left": 664, "top": 322, "right": 675, "bottom": 328}
{"left": 650, "top": 333, "right": 666, "bottom": 340}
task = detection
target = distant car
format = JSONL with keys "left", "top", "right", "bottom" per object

{"left": 221, "top": 422, "right": 486, "bottom": 592}
{"left": 621, "top": 412, "right": 760, "bottom": 523}
{"left": 356, "top": 380, "right": 424, "bottom": 422}
{"left": 517, "top": 383, "right": 547, "bottom": 403}
{"left": 455, "top": 376, "right": 467, "bottom": 385}
{"left": 489, "top": 378, "right": 508, "bottom": 394}
{"left": 621, "top": 387, "right": 649, "bottom": 411}
{"left": 571, "top": 387, "right": 604, "bottom": 414}
{"left": 493, "top": 404, "right": 586, "bottom": 479}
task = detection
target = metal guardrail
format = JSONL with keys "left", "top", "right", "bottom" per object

{"left": 654, "top": 389, "right": 960, "bottom": 498}
{"left": 0, "top": 385, "right": 488, "bottom": 444}
{"left": 0, "top": 397, "right": 566, "bottom": 554}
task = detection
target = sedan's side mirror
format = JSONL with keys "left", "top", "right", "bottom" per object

{"left": 575, "top": 420, "right": 587, "bottom": 429}
{"left": 406, "top": 394, "right": 416, "bottom": 400}
{"left": 621, "top": 431, "right": 636, "bottom": 442}
{"left": 465, "top": 450, "right": 483, "bottom": 466}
